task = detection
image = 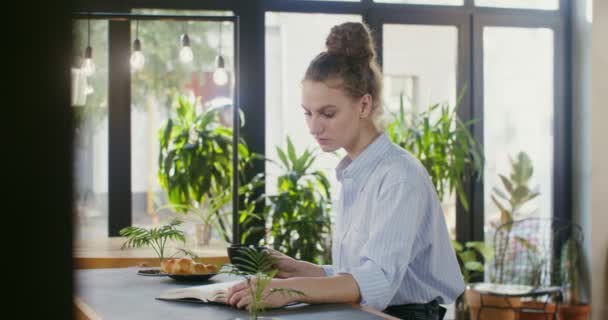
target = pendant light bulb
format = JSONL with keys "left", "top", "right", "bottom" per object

{"left": 179, "top": 33, "right": 193, "bottom": 64}
{"left": 213, "top": 55, "right": 228, "bottom": 86}
{"left": 81, "top": 45, "right": 96, "bottom": 77}
{"left": 130, "top": 39, "right": 145, "bottom": 71}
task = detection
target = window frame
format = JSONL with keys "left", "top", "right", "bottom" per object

{"left": 73, "top": 0, "right": 572, "bottom": 245}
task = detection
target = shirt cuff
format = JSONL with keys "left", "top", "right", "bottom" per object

{"left": 321, "top": 265, "right": 335, "bottom": 277}
{"left": 341, "top": 265, "right": 392, "bottom": 311}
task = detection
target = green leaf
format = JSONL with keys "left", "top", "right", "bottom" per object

{"left": 276, "top": 146, "right": 290, "bottom": 171}
{"left": 466, "top": 241, "right": 495, "bottom": 261}
{"left": 451, "top": 240, "right": 463, "bottom": 252}
{"left": 492, "top": 187, "right": 510, "bottom": 201}
{"left": 465, "top": 261, "right": 484, "bottom": 272}
{"left": 515, "top": 236, "right": 540, "bottom": 254}
{"left": 499, "top": 175, "right": 513, "bottom": 194}
{"left": 287, "top": 136, "right": 297, "bottom": 163}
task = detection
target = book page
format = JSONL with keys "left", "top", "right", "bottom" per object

{"left": 158, "top": 280, "right": 241, "bottom": 303}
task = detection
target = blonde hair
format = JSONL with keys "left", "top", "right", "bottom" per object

{"left": 303, "top": 22, "right": 386, "bottom": 131}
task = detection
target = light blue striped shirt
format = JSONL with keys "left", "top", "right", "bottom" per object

{"left": 322, "top": 133, "right": 464, "bottom": 311}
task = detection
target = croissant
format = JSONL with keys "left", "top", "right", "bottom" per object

{"left": 161, "top": 258, "right": 219, "bottom": 274}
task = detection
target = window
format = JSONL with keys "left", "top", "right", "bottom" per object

{"left": 475, "top": 0, "right": 558, "bottom": 10}
{"left": 265, "top": 12, "right": 362, "bottom": 220}
{"left": 383, "top": 24, "right": 458, "bottom": 238}
{"left": 72, "top": 2, "right": 569, "bottom": 247}
{"left": 72, "top": 19, "right": 109, "bottom": 240}
{"left": 483, "top": 27, "right": 554, "bottom": 238}
{"left": 130, "top": 10, "right": 234, "bottom": 239}
{"left": 293, "top": 0, "right": 359, "bottom": 2}
{"left": 375, "top": 0, "right": 463, "bottom": 5}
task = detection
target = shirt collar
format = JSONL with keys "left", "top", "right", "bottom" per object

{"left": 336, "top": 132, "right": 392, "bottom": 183}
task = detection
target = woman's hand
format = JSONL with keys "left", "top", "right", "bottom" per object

{"left": 266, "top": 248, "right": 325, "bottom": 278}
{"left": 226, "top": 278, "right": 294, "bottom": 310}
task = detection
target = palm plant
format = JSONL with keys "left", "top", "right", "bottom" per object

{"left": 119, "top": 218, "right": 187, "bottom": 262}
{"left": 221, "top": 247, "right": 305, "bottom": 320}
{"left": 268, "top": 136, "right": 332, "bottom": 264}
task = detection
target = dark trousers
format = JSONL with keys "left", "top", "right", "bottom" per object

{"left": 383, "top": 300, "right": 447, "bottom": 320}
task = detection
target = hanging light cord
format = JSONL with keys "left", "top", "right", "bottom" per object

{"left": 87, "top": 18, "right": 91, "bottom": 46}
{"left": 135, "top": 20, "right": 139, "bottom": 40}
{"left": 218, "top": 21, "right": 222, "bottom": 56}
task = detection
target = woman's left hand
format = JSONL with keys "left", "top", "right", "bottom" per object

{"left": 226, "top": 278, "right": 295, "bottom": 310}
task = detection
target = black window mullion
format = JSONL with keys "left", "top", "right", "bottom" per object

{"left": 108, "top": 20, "right": 132, "bottom": 237}
{"left": 234, "top": 1, "right": 266, "bottom": 245}
{"left": 455, "top": 13, "right": 480, "bottom": 244}
{"left": 470, "top": 13, "right": 485, "bottom": 242}
{"left": 553, "top": 17, "right": 570, "bottom": 224}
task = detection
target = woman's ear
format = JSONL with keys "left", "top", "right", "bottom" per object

{"left": 359, "top": 94, "right": 373, "bottom": 119}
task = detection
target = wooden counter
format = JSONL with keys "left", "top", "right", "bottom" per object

{"left": 73, "top": 237, "right": 230, "bottom": 269}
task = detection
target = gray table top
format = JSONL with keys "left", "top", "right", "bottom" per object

{"left": 75, "top": 267, "right": 388, "bottom": 319}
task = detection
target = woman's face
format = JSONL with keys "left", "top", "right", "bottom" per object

{"left": 301, "top": 80, "right": 367, "bottom": 152}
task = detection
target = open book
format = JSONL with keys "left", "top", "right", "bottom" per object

{"left": 157, "top": 280, "right": 241, "bottom": 304}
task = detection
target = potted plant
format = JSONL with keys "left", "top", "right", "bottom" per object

{"left": 514, "top": 237, "right": 556, "bottom": 320}
{"left": 386, "top": 92, "right": 484, "bottom": 214}
{"left": 157, "top": 95, "right": 256, "bottom": 246}
{"left": 119, "top": 218, "right": 198, "bottom": 274}
{"left": 221, "top": 247, "right": 305, "bottom": 320}
{"left": 559, "top": 234, "right": 591, "bottom": 320}
{"left": 267, "top": 136, "right": 332, "bottom": 264}
{"left": 489, "top": 151, "right": 540, "bottom": 284}
{"left": 465, "top": 151, "right": 541, "bottom": 320}
{"left": 452, "top": 240, "right": 494, "bottom": 320}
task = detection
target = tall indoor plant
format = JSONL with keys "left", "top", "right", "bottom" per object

{"left": 386, "top": 93, "right": 484, "bottom": 212}
{"left": 267, "top": 136, "right": 332, "bottom": 264}
{"left": 157, "top": 95, "right": 256, "bottom": 246}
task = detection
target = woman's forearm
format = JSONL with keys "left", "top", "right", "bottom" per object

{"left": 298, "top": 260, "right": 327, "bottom": 277}
{"left": 283, "top": 274, "right": 361, "bottom": 304}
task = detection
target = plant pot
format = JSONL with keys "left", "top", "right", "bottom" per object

{"left": 195, "top": 223, "right": 212, "bottom": 247}
{"left": 559, "top": 303, "right": 591, "bottom": 320}
{"left": 455, "top": 294, "right": 471, "bottom": 320}
{"left": 465, "top": 286, "right": 522, "bottom": 320}
{"left": 518, "top": 301, "right": 557, "bottom": 320}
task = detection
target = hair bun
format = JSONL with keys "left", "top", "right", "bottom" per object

{"left": 325, "top": 22, "right": 376, "bottom": 60}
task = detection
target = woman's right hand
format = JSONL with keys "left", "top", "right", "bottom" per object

{"left": 266, "top": 248, "right": 326, "bottom": 278}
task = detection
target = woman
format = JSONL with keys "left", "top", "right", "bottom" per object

{"left": 227, "top": 22, "right": 464, "bottom": 320}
